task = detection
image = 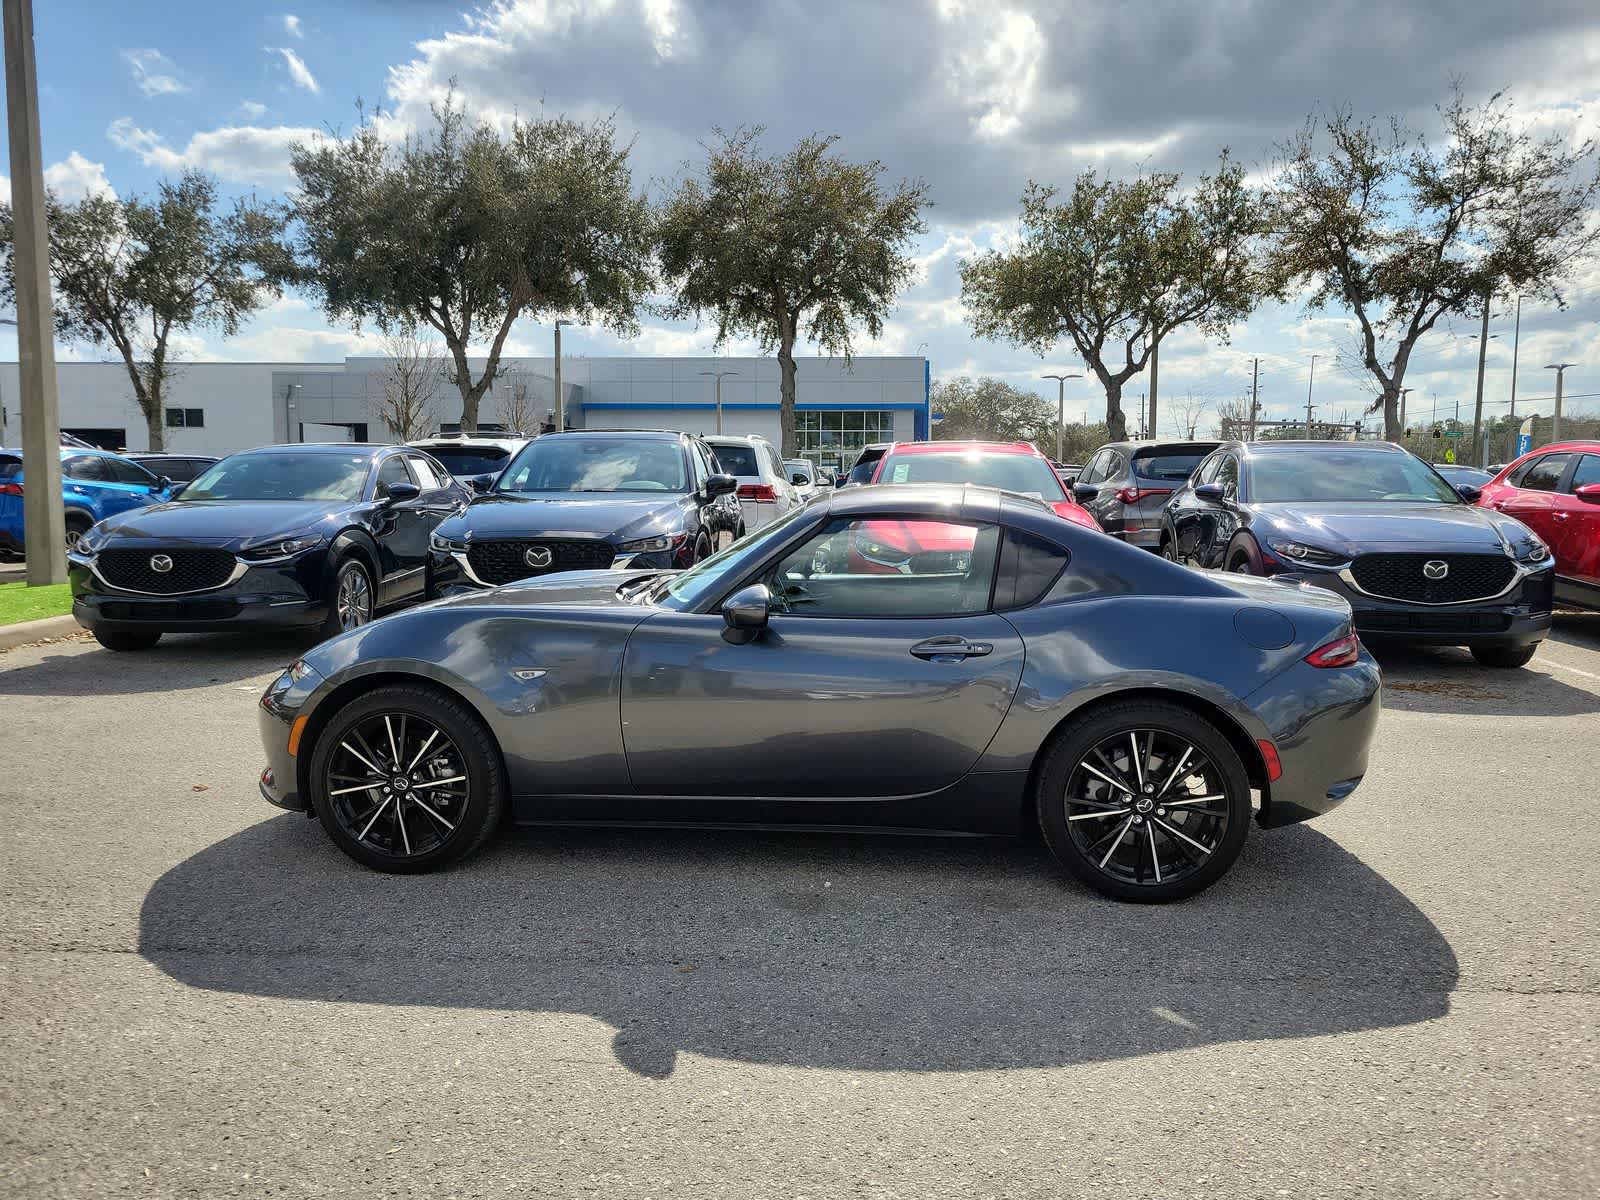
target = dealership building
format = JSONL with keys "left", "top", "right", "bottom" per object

{"left": 0, "top": 354, "right": 931, "bottom": 476}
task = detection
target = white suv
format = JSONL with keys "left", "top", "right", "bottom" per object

{"left": 784, "top": 458, "right": 821, "bottom": 502}
{"left": 408, "top": 434, "right": 530, "bottom": 489}
{"left": 704, "top": 435, "right": 802, "bottom": 531}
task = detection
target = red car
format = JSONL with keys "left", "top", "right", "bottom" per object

{"left": 1476, "top": 440, "right": 1600, "bottom": 610}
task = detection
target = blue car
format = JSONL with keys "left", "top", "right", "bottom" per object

{"left": 0, "top": 447, "right": 176, "bottom": 558}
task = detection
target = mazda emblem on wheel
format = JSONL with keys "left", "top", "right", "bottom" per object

{"left": 523, "top": 546, "right": 553, "bottom": 568}
{"left": 1422, "top": 559, "right": 1449, "bottom": 580}
{"left": 148, "top": 554, "right": 173, "bottom": 573}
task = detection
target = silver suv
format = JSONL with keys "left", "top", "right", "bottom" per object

{"left": 704, "top": 435, "right": 802, "bottom": 531}
{"left": 408, "top": 433, "right": 531, "bottom": 489}
{"left": 1071, "top": 440, "right": 1219, "bottom": 550}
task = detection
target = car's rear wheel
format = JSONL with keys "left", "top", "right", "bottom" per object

{"left": 1160, "top": 538, "right": 1177, "bottom": 562}
{"left": 93, "top": 629, "right": 162, "bottom": 652}
{"left": 693, "top": 532, "right": 712, "bottom": 563}
{"left": 1034, "top": 700, "right": 1251, "bottom": 902}
{"left": 320, "top": 557, "right": 374, "bottom": 639}
{"left": 309, "top": 683, "right": 506, "bottom": 873}
{"left": 64, "top": 515, "right": 91, "bottom": 552}
{"left": 1471, "top": 643, "right": 1538, "bottom": 669}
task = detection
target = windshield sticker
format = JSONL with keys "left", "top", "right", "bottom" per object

{"left": 891, "top": 462, "right": 911, "bottom": 482}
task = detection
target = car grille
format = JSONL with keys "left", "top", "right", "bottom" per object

{"left": 96, "top": 547, "right": 237, "bottom": 594}
{"left": 1348, "top": 553, "right": 1515, "bottom": 605}
{"left": 465, "top": 539, "right": 616, "bottom": 586}
{"left": 1356, "top": 611, "right": 1512, "bottom": 634}
{"left": 98, "top": 599, "right": 243, "bottom": 621}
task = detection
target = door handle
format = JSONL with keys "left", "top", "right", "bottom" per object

{"left": 910, "top": 636, "right": 993, "bottom": 662}
{"left": 1552, "top": 512, "right": 1570, "bottom": 522}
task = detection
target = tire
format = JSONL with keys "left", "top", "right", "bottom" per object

{"left": 1227, "top": 548, "right": 1257, "bottom": 575}
{"left": 1034, "top": 700, "right": 1252, "bottom": 903}
{"left": 320, "top": 556, "right": 375, "bottom": 639}
{"left": 308, "top": 683, "right": 507, "bottom": 874}
{"left": 1471, "top": 643, "right": 1538, "bottom": 669}
{"left": 94, "top": 629, "right": 162, "bottom": 652}
{"left": 693, "top": 532, "right": 712, "bottom": 564}
{"left": 64, "top": 515, "right": 92, "bottom": 552}
{"left": 1159, "top": 538, "right": 1177, "bottom": 563}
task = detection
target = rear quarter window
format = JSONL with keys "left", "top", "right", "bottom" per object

{"left": 0, "top": 455, "right": 22, "bottom": 481}
{"left": 995, "top": 529, "right": 1071, "bottom": 610}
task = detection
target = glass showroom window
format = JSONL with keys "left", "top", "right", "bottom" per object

{"left": 796, "top": 410, "right": 894, "bottom": 474}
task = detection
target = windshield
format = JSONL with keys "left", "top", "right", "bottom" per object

{"left": 877, "top": 450, "right": 1066, "bottom": 500}
{"left": 179, "top": 452, "right": 371, "bottom": 501}
{"left": 710, "top": 444, "right": 760, "bottom": 476}
{"left": 496, "top": 437, "right": 688, "bottom": 494}
{"left": 656, "top": 503, "right": 814, "bottom": 610}
{"left": 424, "top": 447, "right": 514, "bottom": 477}
{"left": 1249, "top": 451, "right": 1460, "bottom": 504}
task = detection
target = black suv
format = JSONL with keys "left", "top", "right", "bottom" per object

{"left": 427, "top": 430, "right": 741, "bottom": 592}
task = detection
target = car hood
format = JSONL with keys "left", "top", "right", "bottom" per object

{"left": 89, "top": 500, "right": 350, "bottom": 548}
{"left": 1251, "top": 501, "right": 1529, "bottom": 556}
{"left": 440, "top": 492, "right": 693, "bottom": 541}
{"left": 428, "top": 569, "right": 668, "bottom": 611}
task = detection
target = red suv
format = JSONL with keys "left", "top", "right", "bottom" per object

{"left": 1476, "top": 441, "right": 1600, "bottom": 610}
{"left": 869, "top": 441, "right": 1102, "bottom": 531}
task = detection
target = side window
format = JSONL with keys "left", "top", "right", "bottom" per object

{"left": 764, "top": 444, "right": 786, "bottom": 480}
{"left": 1570, "top": 454, "right": 1600, "bottom": 491}
{"left": 1214, "top": 455, "right": 1239, "bottom": 498}
{"left": 1079, "top": 452, "right": 1106, "bottom": 486}
{"left": 64, "top": 455, "right": 110, "bottom": 482}
{"left": 107, "top": 457, "right": 158, "bottom": 486}
{"left": 1520, "top": 453, "right": 1571, "bottom": 492}
{"left": 406, "top": 455, "right": 444, "bottom": 490}
{"left": 767, "top": 518, "right": 1001, "bottom": 618}
{"left": 691, "top": 442, "right": 712, "bottom": 488}
{"left": 375, "top": 456, "right": 414, "bottom": 496}
{"left": 1193, "top": 454, "right": 1221, "bottom": 486}
{"left": 995, "top": 529, "right": 1071, "bottom": 610}
{"left": 1103, "top": 451, "right": 1126, "bottom": 482}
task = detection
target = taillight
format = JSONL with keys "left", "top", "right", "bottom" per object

{"left": 1305, "top": 633, "right": 1361, "bottom": 668}
{"left": 737, "top": 483, "right": 777, "bottom": 502}
{"left": 0, "top": 482, "right": 21, "bottom": 496}
{"left": 1115, "top": 486, "right": 1172, "bottom": 504}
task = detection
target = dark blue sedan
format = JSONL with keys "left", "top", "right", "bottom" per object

{"left": 68, "top": 443, "right": 468, "bottom": 651}
{"left": 1160, "top": 441, "right": 1554, "bottom": 667}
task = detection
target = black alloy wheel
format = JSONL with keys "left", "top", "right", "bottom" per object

{"left": 693, "top": 532, "right": 712, "bottom": 563}
{"left": 309, "top": 684, "right": 506, "bottom": 873}
{"left": 1035, "top": 700, "right": 1251, "bottom": 902}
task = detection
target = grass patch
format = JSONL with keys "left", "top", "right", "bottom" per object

{"left": 0, "top": 581, "right": 73, "bottom": 626}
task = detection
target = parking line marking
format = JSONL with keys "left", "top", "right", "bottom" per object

{"left": 1541, "top": 659, "right": 1600, "bottom": 682}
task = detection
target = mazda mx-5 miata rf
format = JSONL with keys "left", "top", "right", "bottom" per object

{"left": 258, "top": 484, "right": 1382, "bottom": 902}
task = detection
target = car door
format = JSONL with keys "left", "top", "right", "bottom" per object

{"left": 406, "top": 452, "right": 467, "bottom": 528}
{"left": 695, "top": 440, "right": 739, "bottom": 545}
{"left": 1194, "top": 453, "right": 1242, "bottom": 569}
{"left": 370, "top": 454, "right": 429, "bottom": 603}
{"left": 1491, "top": 452, "right": 1572, "bottom": 554}
{"left": 1553, "top": 453, "right": 1600, "bottom": 593}
{"left": 619, "top": 514, "right": 1026, "bottom": 798}
{"left": 60, "top": 454, "right": 112, "bottom": 522}
{"left": 1168, "top": 453, "right": 1220, "bottom": 563}
{"left": 100, "top": 455, "right": 169, "bottom": 516}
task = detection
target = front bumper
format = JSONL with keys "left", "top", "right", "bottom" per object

{"left": 1267, "top": 563, "right": 1553, "bottom": 648}
{"left": 68, "top": 551, "right": 328, "bottom": 634}
{"left": 256, "top": 658, "right": 327, "bottom": 813}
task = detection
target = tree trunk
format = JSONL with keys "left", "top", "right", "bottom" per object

{"left": 1380, "top": 384, "right": 1401, "bottom": 441}
{"left": 776, "top": 320, "right": 798, "bottom": 459}
{"left": 143, "top": 399, "right": 164, "bottom": 452}
{"left": 1103, "top": 378, "right": 1127, "bottom": 442}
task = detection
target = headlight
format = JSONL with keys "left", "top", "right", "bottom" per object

{"left": 1516, "top": 540, "right": 1551, "bottom": 565}
{"left": 430, "top": 532, "right": 468, "bottom": 552}
{"left": 74, "top": 525, "right": 109, "bottom": 555}
{"left": 1266, "top": 539, "right": 1346, "bottom": 566}
{"left": 618, "top": 534, "right": 684, "bottom": 553}
{"left": 240, "top": 535, "right": 324, "bottom": 562}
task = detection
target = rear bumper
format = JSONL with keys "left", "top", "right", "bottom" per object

{"left": 1097, "top": 515, "right": 1163, "bottom": 549}
{"left": 1248, "top": 653, "right": 1383, "bottom": 829}
{"left": 1269, "top": 565, "right": 1553, "bottom": 648}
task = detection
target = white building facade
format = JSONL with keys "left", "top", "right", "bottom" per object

{"left": 0, "top": 354, "right": 931, "bottom": 477}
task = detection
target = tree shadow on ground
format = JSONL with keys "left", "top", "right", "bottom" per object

{"left": 141, "top": 817, "right": 1457, "bottom": 1078}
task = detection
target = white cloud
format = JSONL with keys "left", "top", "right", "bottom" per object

{"left": 123, "top": 48, "right": 187, "bottom": 97}
{"left": 236, "top": 100, "right": 268, "bottom": 119}
{"left": 934, "top": 1, "right": 1044, "bottom": 140}
{"left": 278, "top": 47, "right": 320, "bottom": 94}
{"left": 107, "top": 117, "right": 320, "bottom": 184}
{"left": 43, "top": 152, "right": 116, "bottom": 202}
{"left": 283, "top": 14, "right": 303, "bottom": 39}
{"left": 639, "top": 0, "right": 680, "bottom": 59}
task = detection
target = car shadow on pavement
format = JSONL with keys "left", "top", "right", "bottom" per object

{"left": 140, "top": 816, "right": 1458, "bottom": 1079}
{"left": 1371, "top": 642, "right": 1599, "bottom": 716}
{"left": 0, "top": 632, "right": 316, "bottom": 696}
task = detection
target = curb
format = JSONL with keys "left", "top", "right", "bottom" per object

{"left": 0, "top": 614, "right": 83, "bottom": 652}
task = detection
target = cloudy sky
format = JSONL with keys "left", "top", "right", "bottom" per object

{"left": 5, "top": 0, "right": 1600, "bottom": 431}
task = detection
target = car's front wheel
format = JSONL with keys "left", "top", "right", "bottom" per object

{"left": 94, "top": 629, "right": 162, "bottom": 652}
{"left": 320, "top": 557, "right": 374, "bottom": 639}
{"left": 1034, "top": 700, "right": 1252, "bottom": 903}
{"left": 1471, "top": 643, "right": 1538, "bottom": 669}
{"left": 308, "top": 683, "right": 507, "bottom": 873}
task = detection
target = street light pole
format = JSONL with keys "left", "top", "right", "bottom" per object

{"left": 699, "top": 370, "right": 739, "bottom": 435}
{"left": 1546, "top": 363, "right": 1575, "bottom": 443}
{"left": 3, "top": 0, "right": 65, "bottom": 585}
{"left": 553, "top": 320, "right": 573, "bottom": 434}
{"left": 1471, "top": 294, "right": 1491, "bottom": 466}
{"left": 1041, "top": 372, "right": 1082, "bottom": 461}
{"left": 1304, "top": 354, "right": 1319, "bottom": 433}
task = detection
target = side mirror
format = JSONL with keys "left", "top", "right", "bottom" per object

{"left": 382, "top": 481, "right": 421, "bottom": 505}
{"left": 790, "top": 472, "right": 810, "bottom": 486}
{"left": 155, "top": 475, "right": 173, "bottom": 492}
{"left": 1194, "top": 482, "right": 1227, "bottom": 503}
{"left": 1072, "top": 483, "right": 1098, "bottom": 503}
{"left": 1455, "top": 483, "right": 1482, "bottom": 502}
{"left": 469, "top": 474, "right": 495, "bottom": 494}
{"left": 721, "top": 583, "right": 770, "bottom": 644}
{"left": 1060, "top": 475, "right": 1077, "bottom": 489}
{"left": 704, "top": 473, "right": 738, "bottom": 498}
{"left": 1576, "top": 483, "right": 1600, "bottom": 505}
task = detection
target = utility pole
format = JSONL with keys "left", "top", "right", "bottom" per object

{"left": 1247, "top": 357, "right": 1260, "bottom": 441}
{"left": 1399, "top": 387, "right": 1412, "bottom": 433}
{"left": 1147, "top": 338, "right": 1159, "bottom": 443}
{"left": 4, "top": 0, "right": 65, "bottom": 585}
{"left": 698, "top": 369, "right": 739, "bottom": 435}
{"left": 1508, "top": 295, "right": 1521, "bottom": 420}
{"left": 1471, "top": 294, "right": 1490, "bottom": 466}
{"left": 1137, "top": 392, "right": 1146, "bottom": 439}
{"left": 1041, "top": 372, "right": 1081, "bottom": 461}
{"left": 1304, "top": 354, "right": 1318, "bottom": 435}
{"left": 552, "top": 319, "right": 573, "bottom": 434}
{"left": 1546, "top": 363, "right": 1574, "bottom": 443}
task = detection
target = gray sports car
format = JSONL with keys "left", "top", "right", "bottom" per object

{"left": 258, "top": 484, "right": 1381, "bottom": 902}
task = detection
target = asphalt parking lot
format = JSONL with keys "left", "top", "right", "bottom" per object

{"left": 2, "top": 618, "right": 1598, "bottom": 1199}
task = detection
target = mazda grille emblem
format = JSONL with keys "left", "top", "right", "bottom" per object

{"left": 1423, "top": 559, "right": 1449, "bottom": 581}
{"left": 523, "top": 546, "right": 553, "bottom": 569}
{"left": 149, "top": 554, "right": 174, "bottom": 574}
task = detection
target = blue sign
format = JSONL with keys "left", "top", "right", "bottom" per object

{"left": 1515, "top": 416, "right": 1535, "bottom": 458}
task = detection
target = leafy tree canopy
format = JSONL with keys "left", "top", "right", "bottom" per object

{"left": 929, "top": 376, "right": 1051, "bottom": 443}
